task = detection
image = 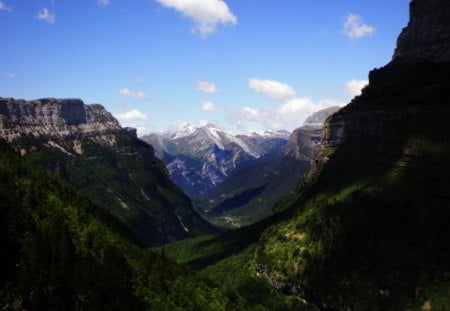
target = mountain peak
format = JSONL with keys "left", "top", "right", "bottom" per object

{"left": 164, "top": 123, "right": 196, "bottom": 139}
{"left": 203, "top": 123, "right": 221, "bottom": 130}
{"left": 393, "top": 0, "right": 450, "bottom": 63}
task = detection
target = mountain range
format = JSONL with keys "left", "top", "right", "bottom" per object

{"left": 142, "top": 124, "right": 290, "bottom": 197}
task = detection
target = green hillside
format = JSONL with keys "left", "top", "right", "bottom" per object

{"left": 0, "top": 140, "right": 247, "bottom": 310}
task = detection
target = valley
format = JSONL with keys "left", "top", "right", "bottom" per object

{"left": 1, "top": 0, "right": 449, "bottom": 310}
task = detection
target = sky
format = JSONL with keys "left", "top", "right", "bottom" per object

{"left": 0, "top": 0, "right": 411, "bottom": 135}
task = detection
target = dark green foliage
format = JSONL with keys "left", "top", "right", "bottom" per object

{"left": 0, "top": 141, "right": 248, "bottom": 310}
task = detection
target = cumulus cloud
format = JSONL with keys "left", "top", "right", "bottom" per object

{"left": 197, "top": 80, "right": 217, "bottom": 93}
{"left": 249, "top": 78, "right": 297, "bottom": 100}
{"left": 241, "top": 107, "right": 259, "bottom": 119}
{"left": 346, "top": 79, "right": 368, "bottom": 96}
{"left": 156, "top": 0, "right": 237, "bottom": 35}
{"left": 37, "top": 8, "right": 55, "bottom": 24}
{"left": 115, "top": 109, "right": 149, "bottom": 121}
{"left": 342, "top": 14, "right": 375, "bottom": 39}
{"left": 234, "top": 97, "right": 346, "bottom": 131}
{"left": 98, "top": 0, "right": 111, "bottom": 6}
{"left": 0, "top": 1, "right": 11, "bottom": 12}
{"left": 201, "top": 100, "right": 218, "bottom": 112}
{"left": 119, "top": 88, "right": 146, "bottom": 99}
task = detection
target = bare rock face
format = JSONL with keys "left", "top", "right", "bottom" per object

{"left": 288, "top": 127, "right": 322, "bottom": 161}
{"left": 0, "top": 97, "right": 125, "bottom": 154}
{"left": 303, "top": 106, "right": 340, "bottom": 128}
{"left": 393, "top": 0, "right": 450, "bottom": 63}
{"left": 287, "top": 106, "right": 340, "bottom": 161}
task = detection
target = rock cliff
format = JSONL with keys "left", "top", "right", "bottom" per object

{"left": 0, "top": 97, "right": 123, "bottom": 154}
{"left": 393, "top": 0, "right": 450, "bottom": 63}
{"left": 289, "top": 106, "right": 339, "bottom": 161}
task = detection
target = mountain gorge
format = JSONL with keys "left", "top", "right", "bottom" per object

{"left": 198, "top": 107, "right": 340, "bottom": 228}
{"left": 0, "top": 97, "right": 214, "bottom": 246}
{"left": 1, "top": 0, "right": 449, "bottom": 309}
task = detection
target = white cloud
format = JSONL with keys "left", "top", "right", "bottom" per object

{"left": 156, "top": 0, "right": 237, "bottom": 35}
{"left": 120, "top": 88, "right": 132, "bottom": 96}
{"left": 197, "top": 80, "right": 217, "bottom": 93}
{"left": 249, "top": 78, "right": 297, "bottom": 100}
{"left": 346, "top": 79, "right": 368, "bottom": 96}
{"left": 201, "top": 100, "right": 218, "bottom": 112}
{"left": 37, "top": 8, "right": 55, "bottom": 24}
{"left": 119, "top": 88, "right": 146, "bottom": 99}
{"left": 342, "top": 14, "right": 375, "bottom": 39}
{"left": 0, "top": 1, "right": 11, "bottom": 12}
{"left": 241, "top": 107, "right": 259, "bottom": 119}
{"left": 235, "top": 97, "right": 346, "bottom": 131}
{"left": 115, "top": 109, "right": 149, "bottom": 121}
{"left": 277, "top": 97, "right": 317, "bottom": 119}
{"left": 98, "top": 0, "right": 111, "bottom": 6}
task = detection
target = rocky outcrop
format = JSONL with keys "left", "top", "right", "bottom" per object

{"left": 287, "top": 127, "right": 322, "bottom": 161}
{"left": 288, "top": 106, "right": 340, "bottom": 160}
{"left": 393, "top": 0, "right": 450, "bottom": 63}
{"left": 0, "top": 98, "right": 123, "bottom": 154}
{"left": 303, "top": 106, "right": 340, "bottom": 128}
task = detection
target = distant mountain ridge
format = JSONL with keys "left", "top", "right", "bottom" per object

{"left": 142, "top": 124, "right": 290, "bottom": 197}
{"left": 0, "top": 97, "right": 215, "bottom": 246}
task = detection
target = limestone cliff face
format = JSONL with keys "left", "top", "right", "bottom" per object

{"left": 288, "top": 106, "right": 340, "bottom": 161}
{"left": 0, "top": 97, "right": 124, "bottom": 154}
{"left": 288, "top": 128, "right": 322, "bottom": 161}
{"left": 393, "top": 0, "right": 450, "bottom": 63}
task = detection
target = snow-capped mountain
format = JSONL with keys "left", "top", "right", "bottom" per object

{"left": 163, "top": 123, "right": 196, "bottom": 139}
{"left": 141, "top": 123, "right": 290, "bottom": 196}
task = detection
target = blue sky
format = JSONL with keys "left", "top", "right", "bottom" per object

{"left": 0, "top": 0, "right": 410, "bottom": 134}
